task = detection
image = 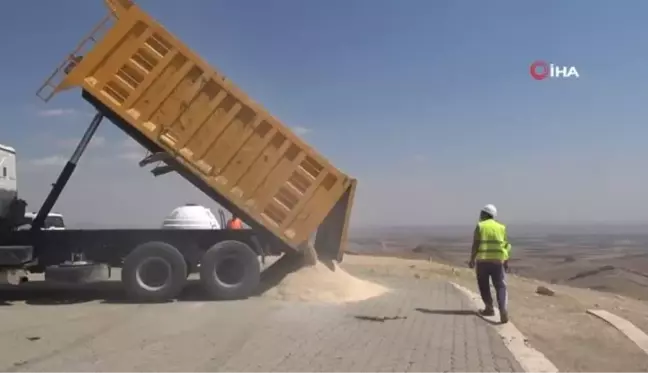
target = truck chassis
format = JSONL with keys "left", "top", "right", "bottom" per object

{"left": 0, "top": 100, "right": 283, "bottom": 303}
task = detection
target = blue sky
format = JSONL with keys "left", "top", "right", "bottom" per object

{"left": 3, "top": 0, "right": 648, "bottom": 227}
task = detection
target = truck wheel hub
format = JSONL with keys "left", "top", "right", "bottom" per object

{"left": 216, "top": 257, "right": 244, "bottom": 286}
{"left": 136, "top": 257, "right": 172, "bottom": 291}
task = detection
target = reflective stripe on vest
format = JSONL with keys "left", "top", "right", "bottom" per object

{"left": 477, "top": 219, "right": 507, "bottom": 260}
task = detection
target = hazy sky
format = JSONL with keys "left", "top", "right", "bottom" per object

{"left": 3, "top": 0, "right": 648, "bottom": 228}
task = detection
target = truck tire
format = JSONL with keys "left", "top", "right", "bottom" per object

{"left": 199, "top": 240, "right": 260, "bottom": 300}
{"left": 122, "top": 241, "right": 187, "bottom": 302}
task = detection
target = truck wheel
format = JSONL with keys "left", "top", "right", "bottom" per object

{"left": 122, "top": 241, "right": 187, "bottom": 302}
{"left": 199, "top": 240, "right": 260, "bottom": 300}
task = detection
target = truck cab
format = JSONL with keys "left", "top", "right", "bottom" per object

{"left": 0, "top": 144, "right": 17, "bottom": 222}
{"left": 0, "top": 144, "right": 27, "bottom": 233}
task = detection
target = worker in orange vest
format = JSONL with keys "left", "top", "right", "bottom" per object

{"left": 226, "top": 215, "right": 243, "bottom": 229}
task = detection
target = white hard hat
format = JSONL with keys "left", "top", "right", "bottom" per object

{"left": 481, "top": 204, "right": 497, "bottom": 217}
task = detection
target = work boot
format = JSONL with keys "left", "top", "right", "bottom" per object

{"left": 478, "top": 307, "right": 495, "bottom": 317}
{"left": 500, "top": 310, "right": 509, "bottom": 324}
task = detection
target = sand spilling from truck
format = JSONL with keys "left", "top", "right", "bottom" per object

{"left": 259, "top": 253, "right": 389, "bottom": 303}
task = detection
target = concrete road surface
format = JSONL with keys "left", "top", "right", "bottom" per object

{"left": 0, "top": 271, "right": 522, "bottom": 372}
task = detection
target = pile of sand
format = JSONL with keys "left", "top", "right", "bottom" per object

{"left": 259, "top": 255, "right": 389, "bottom": 304}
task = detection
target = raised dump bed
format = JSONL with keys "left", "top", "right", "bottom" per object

{"left": 36, "top": 0, "right": 356, "bottom": 262}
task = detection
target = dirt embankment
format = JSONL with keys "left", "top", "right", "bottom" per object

{"left": 341, "top": 254, "right": 648, "bottom": 373}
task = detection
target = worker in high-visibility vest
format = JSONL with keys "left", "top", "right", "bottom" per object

{"left": 468, "top": 204, "right": 511, "bottom": 324}
{"left": 226, "top": 215, "right": 243, "bottom": 230}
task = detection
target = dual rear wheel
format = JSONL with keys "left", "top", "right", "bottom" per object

{"left": 121, "top": 240, "right": 260, "bottom": 302}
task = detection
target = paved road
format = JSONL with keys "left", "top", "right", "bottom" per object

{"left": 0, "top": 275, "right": 522, "bottom": 372}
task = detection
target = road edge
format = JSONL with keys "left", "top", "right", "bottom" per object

{"left": 450, "top": 281, "right": 559, "bottom": 373}
{"left": 587, "top": 309, "right": 648, "bottom": 356}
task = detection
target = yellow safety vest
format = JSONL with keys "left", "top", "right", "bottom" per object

{"left": 476, "top": 219, "right": 510, "bottom": 261}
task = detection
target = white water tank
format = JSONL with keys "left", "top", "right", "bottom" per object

{"left": 161, "top": 204, "right": 221, "bottom": 230}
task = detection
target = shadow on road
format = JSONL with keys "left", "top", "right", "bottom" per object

{"left": 415, "top": 308, "right": 503, "bottom": 325}
{"left": 415, "top": 307, "right": 477, "bottom": 316}
{"left": 354, "top": 315, "right": 407, "bottom": 322}
{"left": 0, "top": 280, "right": 226, "bottom": 306}
{"left": 475, "top": 313, "right": 501, "bottom": 325}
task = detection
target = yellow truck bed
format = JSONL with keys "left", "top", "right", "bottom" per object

{"left": 36, "top": 0, "right": 356, "bottom": 261}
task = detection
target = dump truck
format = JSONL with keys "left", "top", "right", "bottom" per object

{"left": 0, "top": 0, "right": 356, "bottom": 302}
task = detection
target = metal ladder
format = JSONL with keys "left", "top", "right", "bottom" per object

{"left": 35, "top": 13, "right": 114, "bottom": 102}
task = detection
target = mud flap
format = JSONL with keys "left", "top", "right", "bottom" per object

{"left": 313, "top": 179, "right": 357, "bottom": 262}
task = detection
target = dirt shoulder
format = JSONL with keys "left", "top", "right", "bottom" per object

{"left": 341, "top": 254, "right": 648, "bottom": 373}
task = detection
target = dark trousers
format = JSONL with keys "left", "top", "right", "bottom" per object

{"left": 476, "top": 261, "right": 507, "bottom": 312}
